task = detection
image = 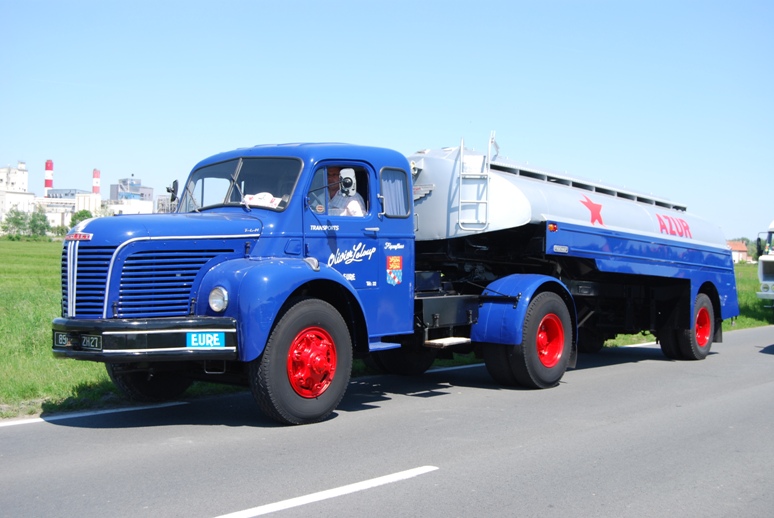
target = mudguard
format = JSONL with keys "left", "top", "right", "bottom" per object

{"left": 198, "top": 257, "right": 363, "bottom": 362}
{"left": 471, "top": 273, "right": 578, "bottom": 367}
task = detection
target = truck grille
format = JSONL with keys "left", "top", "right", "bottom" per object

{"left": 62, "top": 243, "right": 238, "bottom": 319}
{"left": 117, "top": 249, "right": 232, "bottom": 318}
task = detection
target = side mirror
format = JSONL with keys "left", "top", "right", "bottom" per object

{"left": 757, "top": 237, "right": 763, "bottom": 257}
{"left": 166, "top": 180, "right": 179, "bottom": 203}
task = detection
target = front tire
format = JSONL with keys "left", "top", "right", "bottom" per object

{"left": 105, "top": 363, "right": 192, "bottom": 402}
{"left": 249, "top": 298, "right": 352, "bottom": 425}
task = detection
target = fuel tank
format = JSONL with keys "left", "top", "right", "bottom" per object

{"left": 409, "top": 144, "right": 727, "bottom": 248}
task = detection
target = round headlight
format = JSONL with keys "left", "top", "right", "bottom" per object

{"left": 208, "top": 287, "right": 229, "bottom": 312}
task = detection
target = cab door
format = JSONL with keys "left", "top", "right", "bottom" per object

{"left": 303, "top": 162, "right": 413, "bottom": 338}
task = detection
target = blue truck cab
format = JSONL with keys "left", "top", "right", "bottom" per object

{"left": 53, "top": 143, "right": 416, "bottom": 424}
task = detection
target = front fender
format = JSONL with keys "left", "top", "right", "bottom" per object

{"left": 472, "top": 274, "right": 577, "bottom": 355}
{"left": 198, "top": 257, "right": 362, "bottom": 362}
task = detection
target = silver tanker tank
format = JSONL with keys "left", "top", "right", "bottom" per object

{"left": 408, "top": 140, "right": 728, "bottom": 249}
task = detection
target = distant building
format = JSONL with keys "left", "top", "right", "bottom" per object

{"left": 0, "top": 162, "right": 35, "bottom": 226}
{"left": 0, "top": 161, "right": 29, "bottom": 193}
{"left": 1, "top": 160, "right": 159, "bottom": 232}
{"left": 110, "top": 176, "right": 154, "bottom": 203}
{"left": 727, "top": 241, "right": 750, "bottom": 263}
{"left": 105, "top": 198, "right": 154, "bottom": 215}
{"left": 46, "top": 188, "right": 90, "bottom": 199}
{"left": 106, "top": 176, "right": 155, "bottom": 216}
{"left": 36, "top": 190, "right": 101, "bottom": 227}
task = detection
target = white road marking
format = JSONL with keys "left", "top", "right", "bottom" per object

{"left": 215, "top": 465, "right": 439, "bottom": 518}
{"left": 0, "top": 401, "right": 188, "bottom": 428}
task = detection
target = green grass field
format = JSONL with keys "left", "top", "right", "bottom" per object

{"left": 0, "top": 240, "right": 112, "bottom": 417}
{"left": 0, "top": 240, "right": 770, "bottom": 418}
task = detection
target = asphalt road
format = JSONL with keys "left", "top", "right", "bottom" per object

{"left": 2, "top": 326, "right": 773, "bottom": 518}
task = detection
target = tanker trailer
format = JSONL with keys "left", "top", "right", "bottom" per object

{"left": 406, "top": 135, "right": 738, "bottom": 388}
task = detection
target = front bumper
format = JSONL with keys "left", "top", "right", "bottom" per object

{"left": 52, "top": 316, "right": 239, "bottom": 363}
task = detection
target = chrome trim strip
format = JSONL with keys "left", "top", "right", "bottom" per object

{"left": 98, "top": 347, "right": 237, "bottom": 354}
{"left": 67, "top": 240, "right": 78, "bottom": 317}
{"left": 102, "top": 328, "right": 237, "bottom": 335}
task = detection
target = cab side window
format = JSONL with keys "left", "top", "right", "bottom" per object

{"left": 308, "top": 166, "right": 368, "bottom": 217}
{"left": 380, "top": 168, "right": 410, "bottom": 217}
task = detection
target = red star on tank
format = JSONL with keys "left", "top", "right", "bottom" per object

{"left": 580, "top": 195, "right": 604, "bottom": 226}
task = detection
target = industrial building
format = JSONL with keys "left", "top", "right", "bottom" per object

{"left": 0, "top": 159, "right": 157, "bottom": 231}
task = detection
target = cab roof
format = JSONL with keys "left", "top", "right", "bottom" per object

{"left": 191, "top": 142, "right": 409, "bottom": 172}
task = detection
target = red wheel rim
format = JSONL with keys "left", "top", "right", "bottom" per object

{"left": 536, "top": 313, "right": 564, "bottom": 368}
{"left": 286, "top": 326, "right": 337, "bottom": 398}
{"left": 695, "top": 306, "right": 711, "bottom": 348}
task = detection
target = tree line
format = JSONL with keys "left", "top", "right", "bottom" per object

{"left": 1, "top": 207, "right": 93, "bottom": 240}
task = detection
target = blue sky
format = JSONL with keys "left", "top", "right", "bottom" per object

{"left": 2, "top": 0, "right": 771, "bottom": 239}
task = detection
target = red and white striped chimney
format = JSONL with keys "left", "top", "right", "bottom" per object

{"left": 92, "top": 168, "right": 101, "bottom": 194}
{"left": 44, "top": 159, "right": 53, "bottom": 197}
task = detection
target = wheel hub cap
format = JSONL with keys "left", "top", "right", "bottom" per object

{"left": 536, "top": 313, "right": 564, "bottom": 368}
{"left": 287, "top": 326, "right": 337, "bottom": 398}
{"left": 695, "top": 307, "right": 711, "bottom": 348}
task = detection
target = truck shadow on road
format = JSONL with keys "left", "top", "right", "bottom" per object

{"left": 41, "top": 392, "right": 276, "bottom": 429}
{"left": 41, "top": 345, "right": 686, "bottom": 430}
{"left": 573, "top": 344, "right": 683, "bottom": 370}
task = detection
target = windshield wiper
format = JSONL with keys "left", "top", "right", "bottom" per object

{"left": 183, "top": 183, "right": 201, "bottom": 212}
{"left": 231, "top": 172, "right": 251, "bottom": 212}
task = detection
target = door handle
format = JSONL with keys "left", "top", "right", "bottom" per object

{"left": 363, "top": 227, "right": 380, "bottom": 233}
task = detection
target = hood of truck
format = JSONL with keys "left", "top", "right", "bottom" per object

{"left": 68, "top": 211, "right": 264, "bottom": 247}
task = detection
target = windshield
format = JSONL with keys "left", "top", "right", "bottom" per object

{"left": 178, "top": 157, "right": 302, "bottom": 213}
{"left": 765, "top": 232, "right": 774, "bottom": 255}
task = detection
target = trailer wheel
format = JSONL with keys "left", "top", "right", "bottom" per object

{"left": 510, "top": 291, "right": 571, "bottom": 389}
{"left": 677, "top": 293, "right": 715, "bottom": 360}
{"left": 105, "top": 363, "right": 192, "bottom": 402}
{"left": 249, "top": 298, "right": 352, "bottom": 425}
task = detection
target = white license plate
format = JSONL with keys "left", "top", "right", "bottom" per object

{"left": 54, "top": 332, "right": 102, "bottom": 351}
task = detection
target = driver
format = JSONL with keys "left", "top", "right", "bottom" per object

{"left": 327, "top": 167, "right": 365, "bottom": 217}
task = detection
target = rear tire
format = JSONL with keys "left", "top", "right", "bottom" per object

{"left": 677, "top": 293, "right": 714, "bottom": 360}
{"left": 249, "top": 298, "right": 352, "bottom": 425}
{"left": 658, "top": 293, "right": 715, "bottom": 361}
{"left": 106, "top": 363, "right": 192, "bottom": 402}
{"left": 510, "top": 292, "right": 572, "bottom": 388}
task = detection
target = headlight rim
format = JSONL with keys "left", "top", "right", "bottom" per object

{"left": 208, "top": 286, "right": 229, "bottom": 312}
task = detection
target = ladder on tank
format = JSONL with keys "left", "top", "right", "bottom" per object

{"left": 457, "top": 132, "right": 497, "bottom": 231}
